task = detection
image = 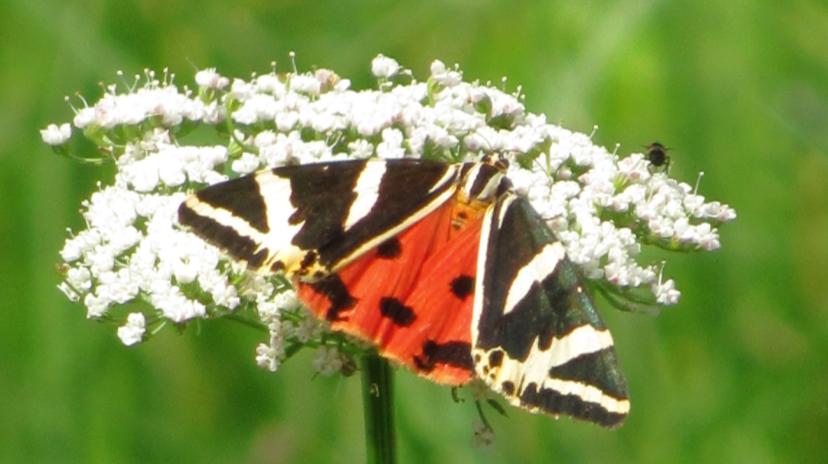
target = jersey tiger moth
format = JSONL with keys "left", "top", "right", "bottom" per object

{"left": 178, "top": 155, "right": 630, "bottom": 427}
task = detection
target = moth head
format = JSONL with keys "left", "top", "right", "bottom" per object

{"left": 481, "top": 152, "right": 510, "bottom": 172}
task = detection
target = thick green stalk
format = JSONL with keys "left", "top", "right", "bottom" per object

{"left": 360, "top": 354, "right": 397, "bottom": 464}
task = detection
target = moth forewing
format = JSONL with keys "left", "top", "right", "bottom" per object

{"left": 471, "top": 195, "right": 630, "bottom": 427}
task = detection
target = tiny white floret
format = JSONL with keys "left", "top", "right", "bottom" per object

{"left": 40, "top": 123, "right": 71, "bottom": 145}
{"left": 117, "top": 312, "right": 146, "bottom": 346}
{"left": 371, "top": 54, "right": 400, "bottom": 78}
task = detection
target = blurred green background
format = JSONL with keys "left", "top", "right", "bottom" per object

{"left": 2, "top": 0, "right": 826, "bottom": 462}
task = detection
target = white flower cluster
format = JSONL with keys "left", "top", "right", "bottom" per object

{"left": 47, "top": 54, "right": 734, "bottom": 371}
{"left": 71, "top": 71, "right": 222, "bottom": 129}
{"left": 58, "top": 160, "right": 239, "bottom": 323}
{"left": 507, "top": 128, "right": 736, "bottom": 305}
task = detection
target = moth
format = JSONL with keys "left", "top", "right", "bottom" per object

{"left": 178, "top": 155, "right": 630, "bottom": 427}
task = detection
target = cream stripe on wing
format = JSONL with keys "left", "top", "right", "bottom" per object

{"left": 472, "top": 199, "right": 497, "bottom": 347}
{"left": 502, "top": 242, "right": 566, "bottom": 316}
{"left": 538, "top": 379, "right": 630, "bottom": 414}
{"left": 486, "top": 326, "right": 614, "bottom": 385}
{"left": 546, "top": 325, "right": 615, "bottom": 367}
{"left": 343, "top": 161, "right": 386, "bottom": 230}
{"left": 253, "top": 171, "right": 309, "bottom": 272}
{"left": 496, "top": 193, "right": 515, "bottom": 228}
{"left": 487, "top": 359, "right": 631, "bottom": 415}
{"left": 428, "top": 164, "right": 460, "bottom": 194}
{"left": 332, "top": 181, "right": 458, "bottom": 272}
{"left": 479, "top": 326, "right": 628, "bottom": 414}
{"left": 183, "top": 196, "right": 267, "bottom": 246}
{"left": 461, "top": 162, "right": 481, "bottom": 199}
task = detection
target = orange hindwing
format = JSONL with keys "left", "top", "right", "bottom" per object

{"left": 297, "top": 199, "right": 483, "bottom": 385}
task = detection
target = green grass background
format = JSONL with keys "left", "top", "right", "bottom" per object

{"left": 2, "top": 0, "right": 826, "bottom": 462}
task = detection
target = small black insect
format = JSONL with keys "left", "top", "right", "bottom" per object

{"left": 645, "top": 142, "right": 670, "bottom": 170}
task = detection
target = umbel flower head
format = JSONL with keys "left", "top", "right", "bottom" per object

{"left": 45, "top": 55, "right": 735, "bottom": 375}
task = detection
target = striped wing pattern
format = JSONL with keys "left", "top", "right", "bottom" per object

{"left": 472, "top": 194, "right": 629, "bottom": 427}
{"left": 178, "top": 159, "right": 460, "bottom": 279}
{"left": 178, "top": 158, "right": 630, "bottom": 427}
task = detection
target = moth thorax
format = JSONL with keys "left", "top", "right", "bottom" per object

{"left": 450, "top": 162, "right": 509, "bottom": 234}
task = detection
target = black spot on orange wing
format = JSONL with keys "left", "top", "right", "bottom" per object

{"left": 413, "top": 340, "right": 473, "bottom": 372}
{"left": 450, "top": 275, "right": 474, "bottom": 300}
{"left": 379, "top": 297, "right": 416, "bottom": 326}
{"left": 376, "top": 237, "right": 402, "bottom": 259}
{"left": 307, "top": 274, "right": 357, "bottom": 321}
{"left": 451, "top": 211, "right": 468, "bottom": 231}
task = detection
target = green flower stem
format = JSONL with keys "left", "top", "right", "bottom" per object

{"left": 361, "top": 353, "right": 397, "bottom": 464}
